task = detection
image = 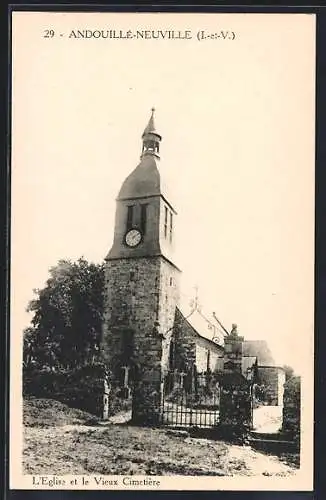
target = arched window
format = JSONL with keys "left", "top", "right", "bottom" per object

{"left": 169, "top": 340, "right": 175, "bottom": 369}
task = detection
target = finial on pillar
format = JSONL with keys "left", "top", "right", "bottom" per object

{"left": 230, "top": 324, "right": 238, "bottom": 336}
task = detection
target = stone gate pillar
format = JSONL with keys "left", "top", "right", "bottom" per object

{"left": 131, "top": 333, "right": 164, "bottom": 426}
{"left": 218, "top": 326, "right": 253, "bottom": 437}
{"left": 219, "top": 377, "right": 252, "bottom": 434}
{"left": 223, "top": 324, "right": 244, "bottom": 373}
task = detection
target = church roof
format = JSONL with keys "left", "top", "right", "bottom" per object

{"left": 117, "top": 155, "right": 176, "bottom": 211}
{"left": 176, "top": 306, "right": 224, "bottom": 352}
{"left": 118, "top": 155, "right": 161, "bottom": 200}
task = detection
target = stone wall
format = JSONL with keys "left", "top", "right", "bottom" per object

{"left": 257, "top": 367, "right": 285, "bottom": 406}
{"left": 277, "top": 369, "right": 286, "bottom": 406}
{"left": 195, "top": 340, "right": 224, "bottom": 373}
{"left": 195, "top": 344, "right": 208, "bottom": 373}
{"left": 170, "top": 308, "right": 197, "bottom": 371}
{"left": 210, "top": 348, "right": 224, "bottom": 373}
{"left": 158, "top": 259, "right": 181, "bottom": 377}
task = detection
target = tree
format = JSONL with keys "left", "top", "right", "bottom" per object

{"left": 23, "top": 327, "right": 37, "bottom": 369}
{"left": 283, "top": 364, "right": 295, "bottom": 381}
{"left": 24, "top": 258, "right": 104, "bottom": 371}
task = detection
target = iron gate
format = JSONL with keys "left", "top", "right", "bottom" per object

{"left": 162, "top": 370, "right": 220, "bottom": 428}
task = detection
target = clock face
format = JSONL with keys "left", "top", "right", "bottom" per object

{"left": 125, "top": 229, "right": 142, "bottom": 247}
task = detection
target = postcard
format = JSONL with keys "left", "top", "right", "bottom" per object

{"left": 10, "top": 10, "right": 315, "bottom": 491}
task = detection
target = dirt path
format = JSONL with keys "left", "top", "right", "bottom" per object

{"left": 253, "top": 405, "right": 282, "bottom": 433}
{"left": 24, "top": 421, "right": 297, "bottom": 477}
{"left": 225, "top": 443, "right": 295, "bottom": 477}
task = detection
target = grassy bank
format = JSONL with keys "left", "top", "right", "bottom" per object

{"left": 23, "top": 397, "right": 298, "bottom": 477}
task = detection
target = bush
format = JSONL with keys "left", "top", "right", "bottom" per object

{"left": 23, "top": 363, "right": 108, "bottom": 417}
{"left": 282, "top": 376, "right": 300, "bottom": 445}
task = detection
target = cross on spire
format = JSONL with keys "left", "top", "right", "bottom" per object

{"left": 190, "top": 284, "right": 202, "bottom": 312}
{"left": 142, "top": 107, "right": 159, "bottom": 137}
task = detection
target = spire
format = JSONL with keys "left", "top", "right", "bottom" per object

{"left": 141, "top": 108, "right": 162, "bottom": 159}
{"left": 142, "top": 107, "right": 159, "bottom": 137}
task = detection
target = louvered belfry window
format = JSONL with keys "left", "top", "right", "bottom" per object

{"left": 140, "top": 204, "right": 147, "bottom": 234}
{"left": 127, "top": 205, "right": 134, "bottom": 230}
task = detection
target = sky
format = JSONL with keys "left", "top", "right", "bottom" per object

{"left": 11, "top": 12, "right": 315, "bottom": 375}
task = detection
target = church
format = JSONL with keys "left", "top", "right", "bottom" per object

{"left": 101, "top": 109, "right": 285, "bottom": 426}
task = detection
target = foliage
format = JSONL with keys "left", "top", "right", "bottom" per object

{"left": 23, "top": 258, "right": 104, "bottom": 372}
{"left": 23, "top": 362, "right": 108, "bottom": 416}
{"left": 282, "top": 376, "right": 300, "bottom": 444}
{"left": 282, "top": 365, "right": 295, "bottom": 381}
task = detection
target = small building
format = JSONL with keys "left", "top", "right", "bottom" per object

{"left": 168, "top": 309, "right": 285, "bottom": 407}
{"left": 242, "top": 340, "right": 285, "bottom": 405}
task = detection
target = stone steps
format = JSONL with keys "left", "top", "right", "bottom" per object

{"left": 249, "top": 431, "right": 298, "bottom": 453}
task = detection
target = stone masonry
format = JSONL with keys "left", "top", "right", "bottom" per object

{"left": 102, "top": 255, "right": 180, "bottom": 424}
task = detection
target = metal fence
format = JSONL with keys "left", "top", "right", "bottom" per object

{"left": 162, "top": 371, "right": 220, "bottom": 428}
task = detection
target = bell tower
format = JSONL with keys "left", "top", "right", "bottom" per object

{"left": 102, "top": 109, "right": 181, "bottom": 424}
{"left": 106, "top": 107, "right": 177, "bottom": 266}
